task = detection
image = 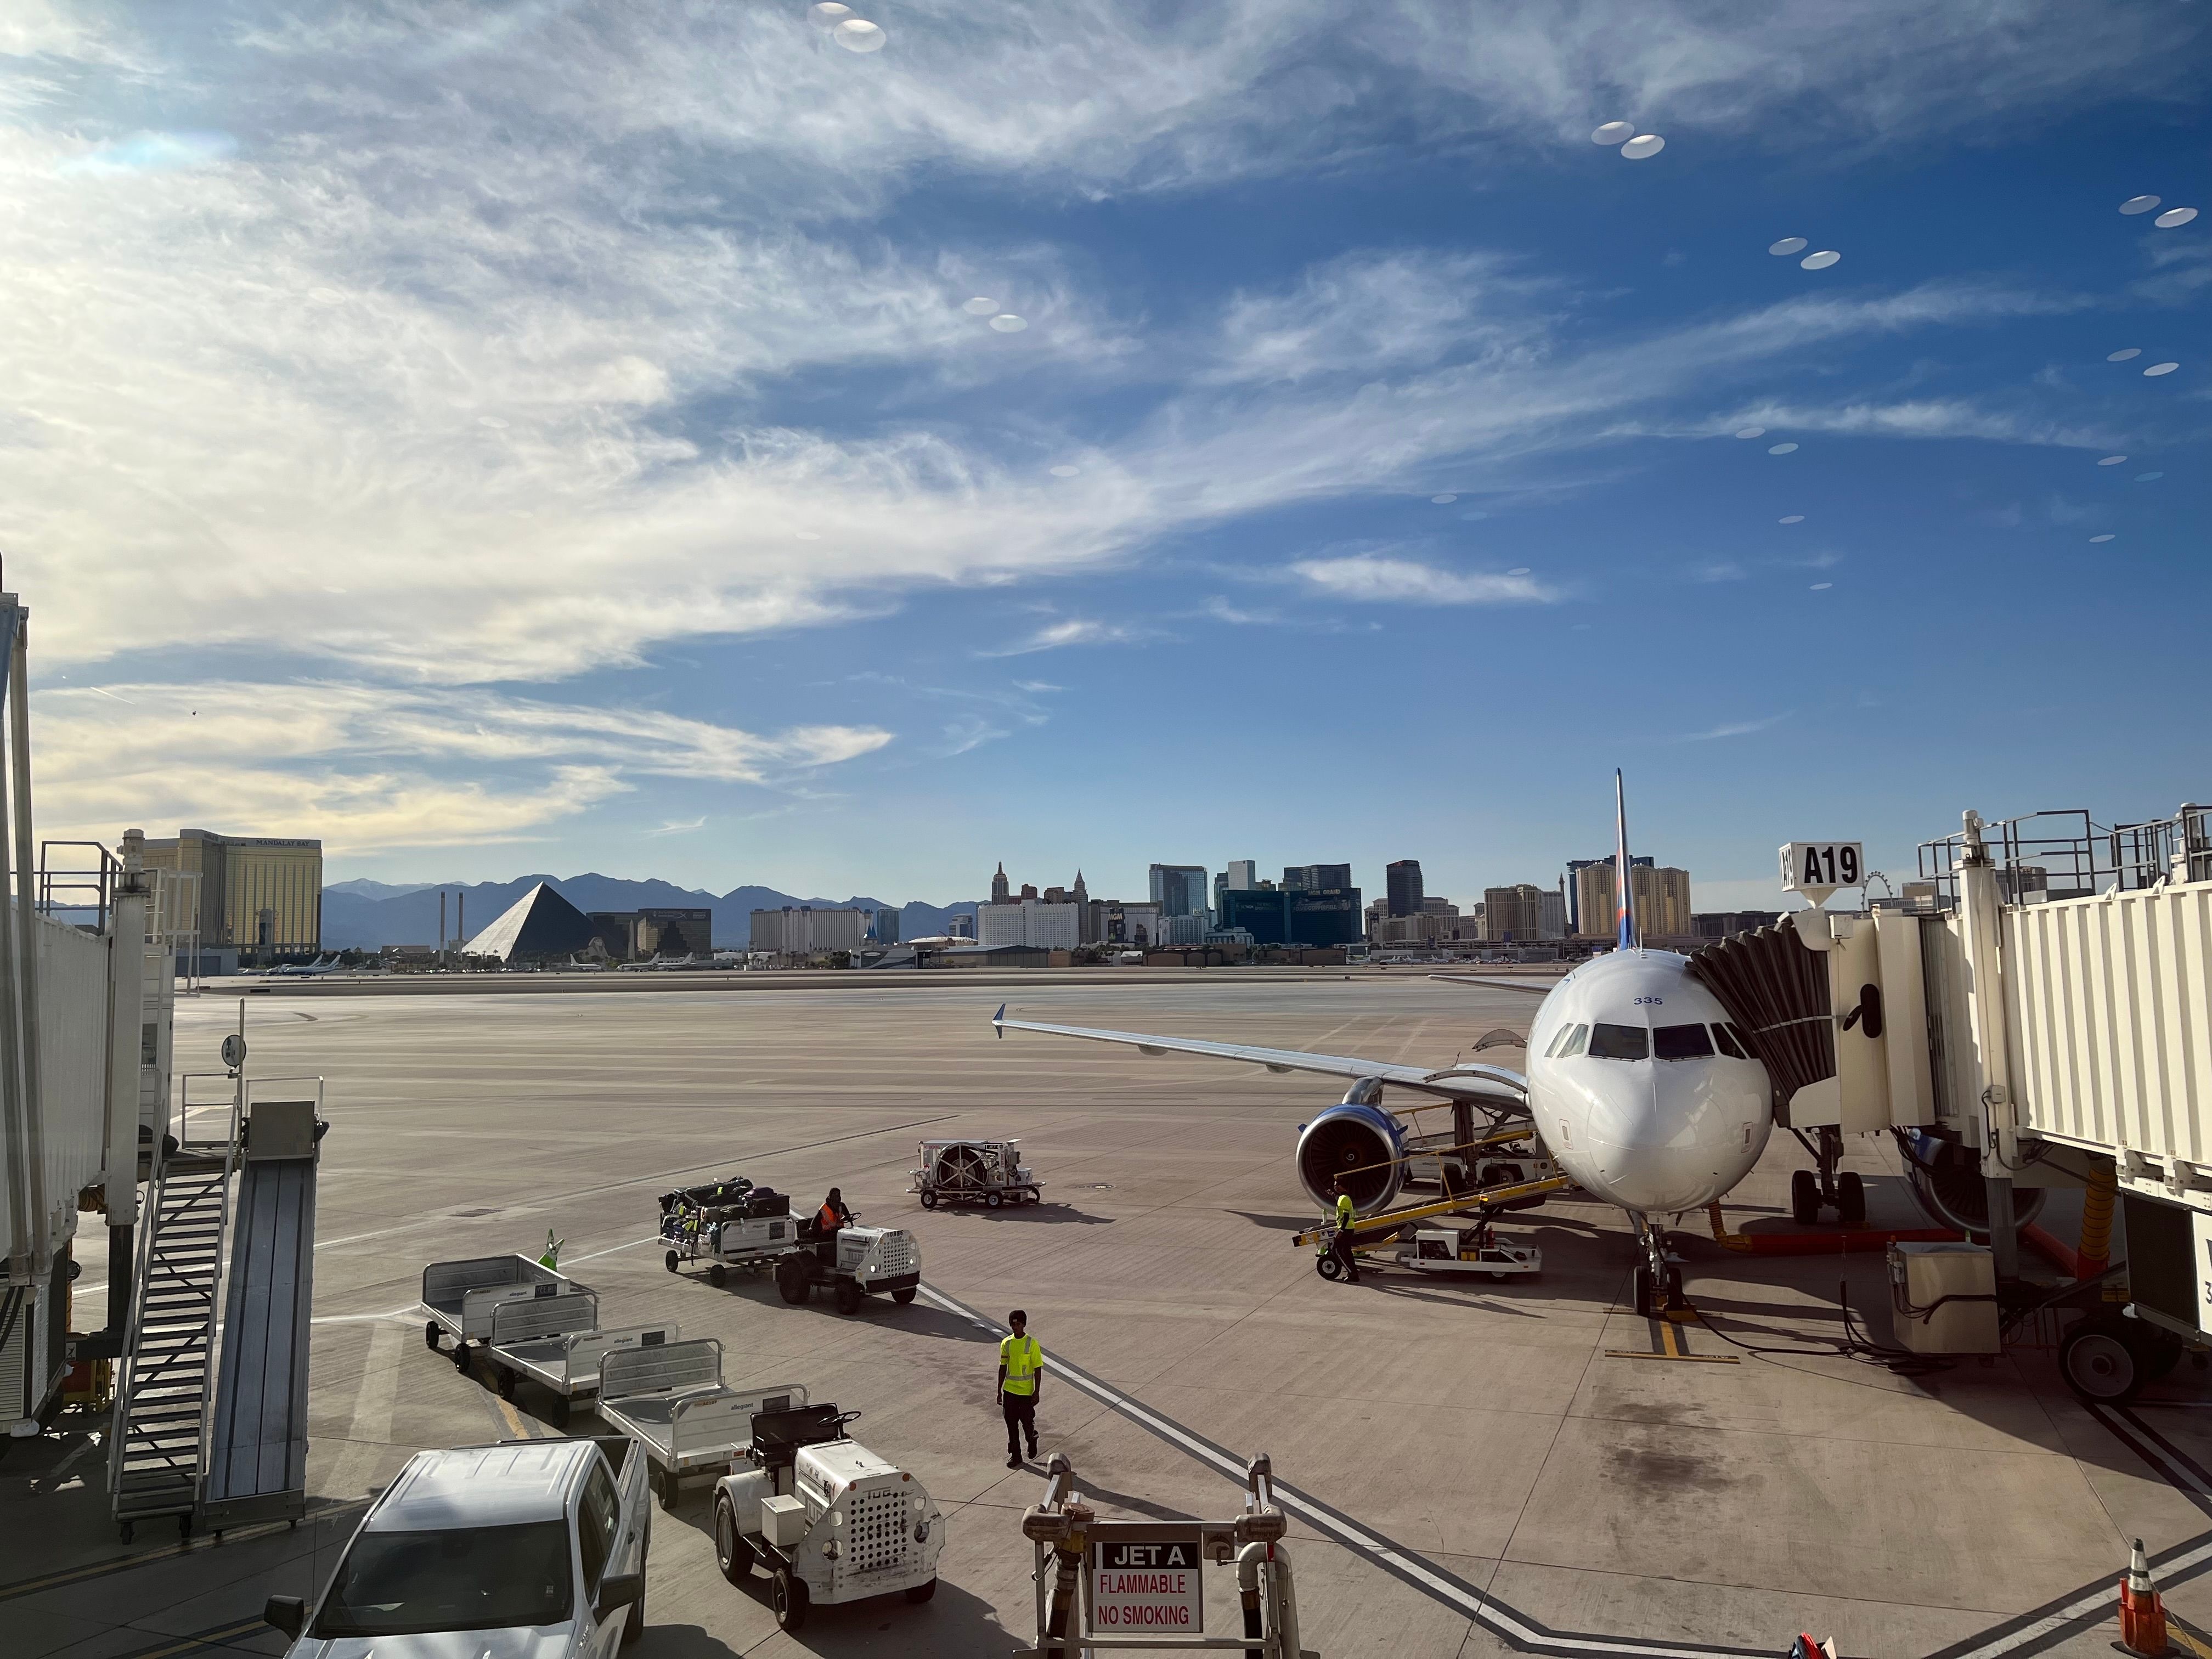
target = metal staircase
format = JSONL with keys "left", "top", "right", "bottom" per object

{"left": 108, "top": 1147, "right": 233, "bottom": 1539}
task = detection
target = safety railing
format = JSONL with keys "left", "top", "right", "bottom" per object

{"left": 1918, "top": 803, "right": 2212, "bottom": 907}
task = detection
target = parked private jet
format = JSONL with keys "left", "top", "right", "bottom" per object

{"left": 994, "top": 773, "right": 1773, "bottom": 1313}
{"left": 264, "top": 954, "right": 345, "bottom": 977}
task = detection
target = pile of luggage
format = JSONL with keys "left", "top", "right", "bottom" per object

{"left": 661, "top": 1176, "right": 792, "bottom": 1226}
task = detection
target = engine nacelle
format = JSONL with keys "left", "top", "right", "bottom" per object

{"left": 1296, "top": 1099, "right": 1407, "bottom": 1214}
{"left": 1903, "top": 1131, "right": 2045, "bottom": 1237}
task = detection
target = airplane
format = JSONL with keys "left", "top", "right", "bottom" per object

{"left": 994, "top": 772, "right": 1774, "bottom": 1314}
{"left": 265, "top": 953, "right": 345, "bottom": 977}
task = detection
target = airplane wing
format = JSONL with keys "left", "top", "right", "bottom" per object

{"left": 991, "top": 1006, "right": 1528, "bottom": 1105}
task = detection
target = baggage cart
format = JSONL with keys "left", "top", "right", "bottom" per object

{"left": 486, "top": 1298, "right": 679, "bottom": 1427}
{"left": 661, "top": 1178, "right": 801, "bottom": 1284}
{"left": 420, "top": 1254, "right": 589, "bottom": 1372}
{"left": 595, "top": 1336, "right": 808, "bottom": 1511}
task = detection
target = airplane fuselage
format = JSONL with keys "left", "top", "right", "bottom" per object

{"left": 1526, "top": 949, "right": 1771, "bottom": 1214}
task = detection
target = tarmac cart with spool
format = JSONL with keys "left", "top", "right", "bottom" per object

{"left": 772, "top": 1211, "right": 922, "bottom": 1313}
{"left": 421, "top": 1253, "right": 590, "bottom": 1373}
{"left": 486, "top": 1301, "right": 681, "bottom": 1428}
{"left": 710, "top": 1398, "right": 944, "bottom": 1633}
{"left": 595, "top": 1335, "right": 809, "bottom": 1511}
{"left": 909, "top": 1137, "right": 1043, "bottom": 1209}
{"left": 659, "top": 1175, "right": 803, "bottom": 1286}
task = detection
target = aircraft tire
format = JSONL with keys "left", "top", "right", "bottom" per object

{"left": 1790, "top": 1169, "right": 1820, "bottom": 1226}
{"left": 1836, "top": 1171, "right": 1866, "bottom": 1227}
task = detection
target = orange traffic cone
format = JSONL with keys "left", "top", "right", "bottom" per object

{"left": 2120, "top": 1538, "right": 2169, "bottom": 1657}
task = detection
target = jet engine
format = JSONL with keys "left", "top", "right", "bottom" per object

{"left": 1901, "top": 1130, "right": 2045, "bottom": 1237}
{"left": 1295, "top": 1093, "right": 1407, "bottom": 1214}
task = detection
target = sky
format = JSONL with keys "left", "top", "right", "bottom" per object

{"left": 4, "top": 1, "right": 2208, "bottom": 912}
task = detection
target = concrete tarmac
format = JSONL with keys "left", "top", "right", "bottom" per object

{"left": 5, "top": 975, "right": 2209, "bottom": 1659}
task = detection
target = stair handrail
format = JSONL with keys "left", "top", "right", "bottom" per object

{"left": 105, "top": 1147, "right": 166, "bottom": 1514}
{"left": 188, "top": 1130, "right": 239, "bottom": 1516}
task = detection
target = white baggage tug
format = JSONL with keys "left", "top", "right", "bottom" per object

{"left": 712, "top": 1397, "right": 944, "bottom": 1632}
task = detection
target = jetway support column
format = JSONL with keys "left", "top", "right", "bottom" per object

{"left": 1957, "top": 810, "right": 2021, "bottom": 1284}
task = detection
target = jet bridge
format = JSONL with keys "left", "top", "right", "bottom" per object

{"left": 1691, "top": 802, "right": 2212, "bottom": 1329}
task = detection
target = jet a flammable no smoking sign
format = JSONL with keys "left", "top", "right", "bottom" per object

{"left": 1090, "top": 1526, "right": 1203, "bottom": 1632}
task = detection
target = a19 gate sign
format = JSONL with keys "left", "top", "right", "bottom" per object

{"left": 1090, "top": 1526, "right": 1203, "bottom": 1633}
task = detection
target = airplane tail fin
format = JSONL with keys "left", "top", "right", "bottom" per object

{"left": 1615, "top": 769, "right": 1640, "bottom": 951}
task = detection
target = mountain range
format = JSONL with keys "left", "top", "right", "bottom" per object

{"left": 320, "top": 876, "right": 979, "bottom": 951}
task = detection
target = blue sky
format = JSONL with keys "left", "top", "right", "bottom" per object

{"left": 5, "top": 1, "right": 2208, "bottom": 911}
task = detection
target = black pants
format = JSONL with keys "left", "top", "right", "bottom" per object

{"left": 1330, "top": 1231, "right": 1361, "bottom": 1282}
{"left": 1002, "top": 1391, "right": 1038, "bottom": 1455}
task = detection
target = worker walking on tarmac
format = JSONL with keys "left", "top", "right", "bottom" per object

{"left": 997, "top": 1309, "right": 1043, "bottom": 1469}
{"left": 1330, "top": 1178, "right": 1361, "bottom": 1284}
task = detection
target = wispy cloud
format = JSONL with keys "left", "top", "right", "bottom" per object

{"left": 647, "top": 815, "right": 707, "bottom": 836}
{"left": 32, "top": 684, "right": 890, "bottom": 852}
{"left": 1724, "top": 397, "right": 2113, "bottom": 448}
{"left": 1291, "top": 556, "right": 1555, "bottom": 606}
{"left": 1673, "top": 712, "right": 1792, "bottom": 743}
{"left": 977, "top": 618, "right": 1146, "bottom": 657}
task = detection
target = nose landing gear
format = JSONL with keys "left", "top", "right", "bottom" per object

{"left": 1630, "top": 1214, "right": 1686, "bottom": 1318}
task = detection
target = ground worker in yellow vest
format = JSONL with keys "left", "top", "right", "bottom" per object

{"left": 1330, "top": 1178, "right": 1362, "bottom": 1284}
{"left": 997, "top": 1309, "right": 1043, "bottom": 1469}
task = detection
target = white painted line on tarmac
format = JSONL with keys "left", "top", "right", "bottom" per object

{"left": 917, "top": 1281, "right": 1764, "bottom": 1659}
{"left": 562, "top": 1236, "right": 659, "bottom": 1267}
{"left": 311, "top": 1304, "right": 421, "bottom": 1325}
{"left": 1938, "top": 1405, "right": 2212, "bottom": 1659}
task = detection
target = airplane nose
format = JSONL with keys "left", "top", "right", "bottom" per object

{"left": 1583, "top": 1066, "right": 1751, "bottom": 1212}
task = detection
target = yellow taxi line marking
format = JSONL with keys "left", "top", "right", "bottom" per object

{"left": 1604, "top": 1313, "right": 1740, "bottom": 1364}
{"left": 493, "top": 1392, "right": 541, "bottom": 1439}
{"left": 2171, "top": 1618, "right": 2212, "bottom": 1659}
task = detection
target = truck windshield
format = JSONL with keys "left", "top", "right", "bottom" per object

{"left": 314, "top": 1521, "right": 573, "bottom": 1637}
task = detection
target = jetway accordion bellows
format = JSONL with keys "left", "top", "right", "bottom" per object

{"left": 1687, "top": 923, "right": 1832, "bottom": 1108}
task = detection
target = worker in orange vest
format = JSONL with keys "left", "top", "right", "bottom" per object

{"left": 814, "top": 1187, "right": 851, "bottom": 1265}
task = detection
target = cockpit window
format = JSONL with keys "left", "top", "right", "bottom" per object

{"left": 1587, "top": 1023, "right": 1648, "bottom": 1061}
{"left": 1545, "top": 1022, "right": 1589, "bottom": 1058}
{"left": 1711, "top": 1023, "right": 1748, "bottom": 1059}
{"left": 1652, "top": 1023, "right": 1714, "bottom": 1061}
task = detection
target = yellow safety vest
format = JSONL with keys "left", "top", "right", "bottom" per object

{"left": 1000, "top": 1334, "right": 1042, "bottom": 1395}
{"left": 1335, "top": 1194, "right": 1356, "bottom": 1233}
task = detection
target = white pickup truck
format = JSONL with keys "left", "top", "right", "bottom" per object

{"left": 261, "top": 1437, "right": 650, "bottom": 1658}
